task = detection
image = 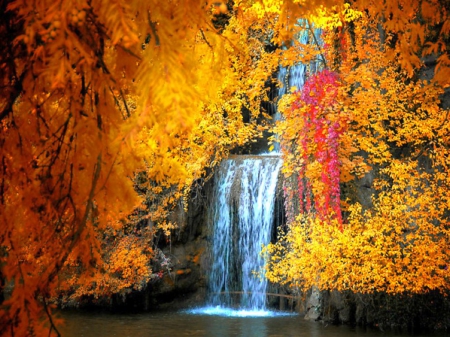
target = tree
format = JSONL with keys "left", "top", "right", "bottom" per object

{"left": 265, "top": 1, "right": 450, "bottom": 296}
{"left": 0, "top": 0, "right": 287, "bottom": 334}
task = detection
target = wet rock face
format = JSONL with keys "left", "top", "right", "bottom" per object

{"left": 146, "top": 180, "right": 212, "bottom": 309}
{"left": 300, "top": 288, "right": 450, "bottom": 332}
{"left": 148, "top": 236, "right": 208, "bottom": 310}
{"left": 304, "top": 287, "right": 322, "bottom": 321}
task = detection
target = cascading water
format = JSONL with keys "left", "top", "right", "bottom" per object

{"left": 276, "top": 25, "right": 309, "bottom": 99}
{"left": 189, "top": 21, "right": 322, "bottom": 319}
{"left": 276, "top": 20, "right": 322, "bottom": 107}
{"left": 273, "top": 22, "right": 322, "bottom": 153}
{"left": 206, "top": 155, "right": 282, "bottom": 314}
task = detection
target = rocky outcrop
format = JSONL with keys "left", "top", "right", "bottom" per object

{"left": 145, "top": 179, "right": 213, "bottom": 310}
{"left": 298, "top": 289, "right": 450, "bottom": 332}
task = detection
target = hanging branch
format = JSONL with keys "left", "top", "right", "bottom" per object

{"left": 119, "top": 89, "right": 131, "bottom": 118}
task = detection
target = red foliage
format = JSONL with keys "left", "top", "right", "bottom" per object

{"left": 291, "top": 69, "right": 343, "bottom": 228}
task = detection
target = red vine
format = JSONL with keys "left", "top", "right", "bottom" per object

{"left": 290, "top": 69, "right": 343, "bottom": 229}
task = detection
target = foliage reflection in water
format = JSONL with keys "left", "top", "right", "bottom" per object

{"left": 59, "top": 310, "right": 444, "bottom": 337}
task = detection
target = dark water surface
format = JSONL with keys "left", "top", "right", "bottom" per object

{"left": 59, "top": 308, "right": 448, "bottom": 337}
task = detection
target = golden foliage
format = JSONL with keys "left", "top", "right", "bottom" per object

{"left": 56, "top": 228, "right": 157, "bottom": 304}
{"left": 265, "top": 1, "right": 450, "bottom": 296}
{"left": 1, "top": 0, "right": 450, "bottom": 334}
{"left": 0, "top": 0, "right": 290, "bottom": 334}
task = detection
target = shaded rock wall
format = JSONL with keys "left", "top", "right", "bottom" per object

{"left": 299, "top": 288, "right": 450, "bottom": 333}
{"left": 144, "top": 178, "right": 213, "bottom": 310}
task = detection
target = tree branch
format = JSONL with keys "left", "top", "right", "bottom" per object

{"left": 42, "top": 297, "right": 61, "bottom": 337}
{"left": 306, "top": 19, "right": 328, "bottom": 70}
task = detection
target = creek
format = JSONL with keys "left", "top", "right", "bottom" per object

{"left": 59, "top": 310, "right": 445, "bottom": 337}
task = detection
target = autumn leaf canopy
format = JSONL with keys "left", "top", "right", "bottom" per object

{"left": 0, "top": 0, "right": 450, "bottom": 335}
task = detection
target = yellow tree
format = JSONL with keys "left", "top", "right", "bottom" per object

{"left": 265, "top": 0, "right": 450, "bottom": 296}
{"left": 0, "top": 0, "right": 241, "bottom": 334}
{"left": 53, "top": 1, "right": 286, "bottom": 307}
{"left": 0, "top": 0, "right": 322, "bottom": 334}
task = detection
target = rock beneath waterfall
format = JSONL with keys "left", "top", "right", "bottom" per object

{"left": 145, "top": 190, "right": 211, "bottom": 309}
{"left": 147, "top": 242, "right": 208, "bottom": 309}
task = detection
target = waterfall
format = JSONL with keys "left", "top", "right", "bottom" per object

{"left": 208, "top": 155, "right": 282, "bottom": 311}
{"left": 276, "top": 23, "right": 310, "bottom": 99}
{"left": 193, "top": 20, "right": 322, "bottom": 318}
{"left": 273, "top": 22, "right": 322, "bottom": 153}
